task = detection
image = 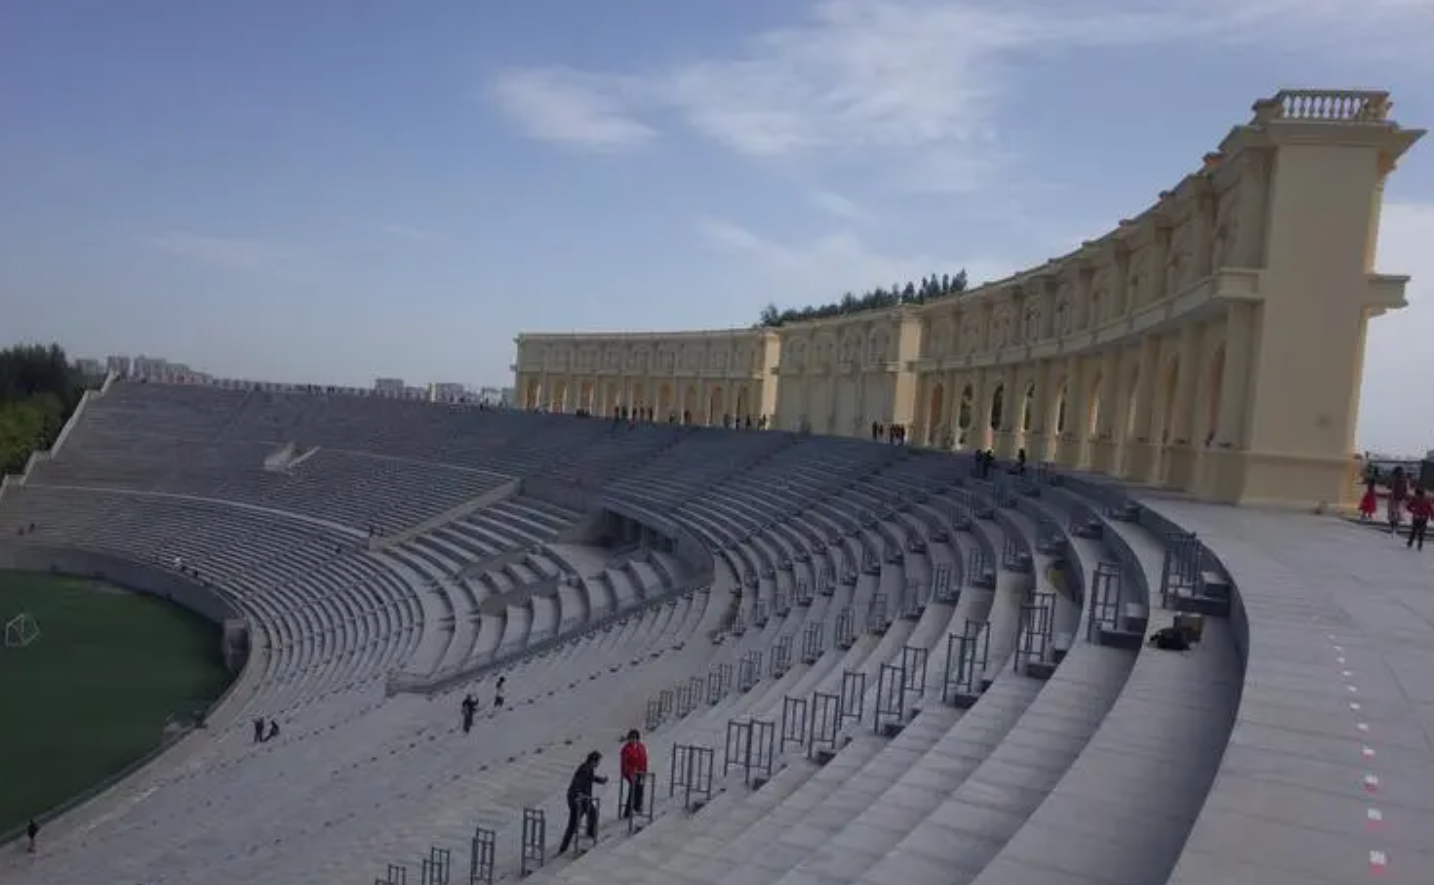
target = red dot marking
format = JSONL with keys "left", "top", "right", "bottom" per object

{"left": 1363, "top": 774, "right": 1380, "bottom": 793}
{"left": 1367, "top": 808, "right": 1384, "bottom": 831}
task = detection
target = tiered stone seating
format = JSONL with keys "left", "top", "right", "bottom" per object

{"left": 4, "top": 380, "right": 1427, "bottom": 885}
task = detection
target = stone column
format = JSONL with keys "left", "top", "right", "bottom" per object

{"left": 1164, "top": 324, "right": 1202, "bottom": 489}
{"left": 1125, "top": 337, "right": 1162, "bottom": 482}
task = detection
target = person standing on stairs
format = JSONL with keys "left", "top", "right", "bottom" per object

{"left": 559, "top": 751, "right": 607, "bottom": 854}
{"left": 620, "top": 730, "right": 649, "bottom": 818}
{"left": 461, "top": 694, "right": 478, "bottom": 733}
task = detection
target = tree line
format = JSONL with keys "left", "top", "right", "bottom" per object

{"left": 757, "top": 271, "right": 970, "bottom": 328}
{"left": 0, "top": 344, "right": 88, "bottom": 476}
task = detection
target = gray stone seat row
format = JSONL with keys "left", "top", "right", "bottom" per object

{"left": 5, "top": 381, "right": 1367, "bottom": 885}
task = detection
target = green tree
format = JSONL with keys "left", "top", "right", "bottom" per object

{"left": 0, "top": 343, "right": 87, "bottom": 476}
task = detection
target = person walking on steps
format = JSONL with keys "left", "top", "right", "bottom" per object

{"left": 559, "top": 751, "right": 607, "bottom": 854}
{"left": 620, "top": 730, "right": 649, "bottom": 819}
{"left": 1407, "top": 487, "right": 1432, "bottom": 551}
{"left": 461, "top": 694, "right": 478, "bottom": 734}
{"left": 25, "top": 818, "right": 39, "bottom": 853}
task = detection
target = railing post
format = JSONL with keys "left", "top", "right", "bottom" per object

{"left": 469, "top": 827, "right": 495, "bottom": 885}
{"left": 520, "top": 808, "right": 545, "bottom": 875}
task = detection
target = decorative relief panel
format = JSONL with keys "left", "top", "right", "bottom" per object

{"left": 990, "top": 305, "right": 1014, "bottom": 350}
{"left": 656, "top": 348, "right": 675, "bottom": 373}
{"left": 866, "top": 328, "right": 888, "bottom": 364}
{"left": 789, "top": 339, "right": 808, "bottom": 373}
{"left": 840, "top": 332, "right": 861, "bottom": 367}
{"left": 1088, "top": 263, "right": 1112, "bottom": 328}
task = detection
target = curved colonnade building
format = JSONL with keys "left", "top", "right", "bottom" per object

{"left": 516, "top": 89, "right": 1423, "bottom": 509}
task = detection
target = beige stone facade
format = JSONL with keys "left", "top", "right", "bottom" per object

{"left": 515, "top": 89, "right": 1423, "bottom": 508}
{"left": 513, "top": 328, "right": 779, "bottom": 425}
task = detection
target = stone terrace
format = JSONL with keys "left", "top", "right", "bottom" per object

{"left": 0, "top": 381, "right": 1429, "bottom": 884}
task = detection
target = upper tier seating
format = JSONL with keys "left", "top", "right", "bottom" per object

{"left": 1, "top": 380, "right": 1428, "bottom": 885}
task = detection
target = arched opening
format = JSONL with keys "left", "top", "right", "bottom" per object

{"left": 708, "top": 385, "right": 726, "bottom": 424}
{"left": 735, "top": 385, "right": 751, "bottom": 420}
{"left": 551, "top": 380, "right": 569, "bottom": 413}
{"left": 1205, "top": 346, "right": 1225, "bottom": 444}
{"left": 631, "top": 383, "right": 646, "bottom": 413}
{"left": 928, "top": 382, "right": 946, "bottom": 445}
{"left": 683, "top": 384, "right": 699, "bottom": 421}
{"left": 989, "top": 384, "right": 1005, "bottom": 431}
{"left": 524, "top": 378, "right": 541, "bottom": 410}
{"left": 1054, "top": 383, "right": 1068, "bottom": 435}
{"left": 605, "top": 382, "right": 620, "bottom": 415}
{"left": 579, "top": 381, "right": 596, "bottom": 413}
{"left": 1021, "top": 383, "right": 1035, "bottom": 432}
{"left": 957, "top": 385, "right": 974, "bottom": 445}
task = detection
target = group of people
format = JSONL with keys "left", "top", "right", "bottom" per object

{"left": 1359, "top": 465, "right": 1433, "bottom": 551}
{"left": 556, "top": 729, "right": 650, "bottom": 854}
{"left": 459, "top": 677, "right": 506, "bottom": 733}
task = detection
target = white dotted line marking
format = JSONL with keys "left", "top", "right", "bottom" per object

{"left": 1351, "top": 702, "right": 1363, "bottom": 712}
{"left": 1363, "top": 774, "right": 1380, "bottom": 793}
{"left": 1342, "top": 669, "right": 1354, "bottom": 678}
{"left": 1357, "top": 722, "right": 1370, "bottom": 732}
{"left": 1367, "top": 807, "right": 1384, "bottom": 829}
{"left": 1370, "top": 850, "right": 1388, "bottom": 875}
{"left": 1362, "top": 745, "right": 1376, "bottom": 759}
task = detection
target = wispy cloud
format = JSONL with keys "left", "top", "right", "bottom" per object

{"left": 146, "top": 231, "right": 289, "bottom": 271}
{"left": 809, "top": 190, "right": 865, "bottom": 222}
{"left": 487, "top": 67, "right": 656, "bottom": 150}
{"left": 488, "top": 0, "right": 1430, "bottom": 190}
{"left": 696, "top": 216, "right": 1016, "bottom": 304}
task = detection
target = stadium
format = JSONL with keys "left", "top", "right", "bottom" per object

{"left": 0, "top": 89, "right": 1428, "bottom": 885}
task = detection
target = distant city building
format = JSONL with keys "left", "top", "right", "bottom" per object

{"left": 73, "top": 358, "right": 105, "bottom": 381}
{"left": 105, "top": 355, "right": 133, "bottom": 376}
{"left": 373, "top": 378, "right": 405, "bottom": 397}
{"left": 428, "top": 382, "right": 467, "bottom": 404}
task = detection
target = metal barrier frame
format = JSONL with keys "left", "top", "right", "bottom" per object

{"left": 1159, "top": 530, "right": 1203, "bottom": 607}
{"left": 808, "top": 691, "right": 841, "bottom": 757}
{"left": 840, "top": 669, "right": 866, "bottom": 723}
{"left": 469, "top": 827, "right": 496, "bottom": 885}
{"left": 669, "top": 743, "right": 714, "bottom": 810}
{"left": 873, "top": 661, "right": 907, "bottom": 734}
{"left": 420, "top": 846, "right": 452, "bottom": 885}
{"left": 620, "top": 770, "right": 657, "bottom": 833}
{"left": 1015, "top": 590, "right": 1055, "bottom": 675}
{"left": 1087, "top": 561, "right": 1124, "bottom": 642}
{"left": 707, "top": 662, "right": 732, "bottom": 705}
{"left": 770, "top": 634, "right": 793, "bottom": 676}
{"left": 723, "top": 719, "right": 776, "bottom": 787}
{"left": 866, "top": 594, "right": 889, "bottom": 634}
{"left": 801, "top": 621, "right": 824, "bottom": 663}
{"left": 520, "top": 808, "right": 545, "bottom": 876}
{"left": 780, "top": 696, "right": 809, "bottom": 753}
{"left": 942, "top": 619, "right": 990, "bottom": 704}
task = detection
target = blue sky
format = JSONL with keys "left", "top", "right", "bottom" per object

{"left": 3, "top": 0, "right": 1433, "bottom": 451}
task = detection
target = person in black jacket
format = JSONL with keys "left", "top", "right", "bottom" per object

{"left": 558, "top": 751, "right": 607, "bottom": 853}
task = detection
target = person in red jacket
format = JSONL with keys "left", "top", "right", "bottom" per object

{"left": 619, "top": 729, "right": 649, "bottom": 818}
{"left": 1406, "top": 487, "right": 1432, "bottom": 551}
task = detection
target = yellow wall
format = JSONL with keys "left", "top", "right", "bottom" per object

{"left": 515, "top": 89, "right": 1423, "bottom": 508}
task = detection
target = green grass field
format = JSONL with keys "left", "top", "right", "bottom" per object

{"left": 0, "top": 570, "right": 232, "bottom": 837}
